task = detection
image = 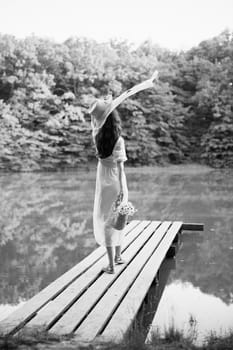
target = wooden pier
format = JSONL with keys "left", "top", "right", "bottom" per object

{"left": 0, "top": 220, "right": 203, "bottom": 344}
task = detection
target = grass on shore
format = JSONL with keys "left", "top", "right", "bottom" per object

{"left": 1, "top": 325, "right": 233, "bottom": 350}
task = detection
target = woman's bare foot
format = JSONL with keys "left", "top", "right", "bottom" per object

{"left": 115, "top": 256, "right": 126, "bottom": 265}
{"left": 102, "top": 265, "right": 115, "bottom": 274}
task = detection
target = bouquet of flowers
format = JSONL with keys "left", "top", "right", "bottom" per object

{"left": 117, "top": 201, "right": 137, "bottom": 216}
{"left": 111, "top": 194, "right": 137, "bottom": 230}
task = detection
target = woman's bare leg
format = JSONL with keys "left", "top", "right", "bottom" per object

{"left": 115, "top": 245, "right": 121, "bottom": 260}
{"left": 115, "top": 245, "right": 127, "bottom": 264}
{"left": 105, "top": 246, "right": 115, "bottom": 273}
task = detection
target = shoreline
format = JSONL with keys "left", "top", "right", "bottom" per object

{"left": 1, "top": 326, "right": 233, "bottom": 350}
{"left": 0, "top": 163, "right": 214, "bottom": 176}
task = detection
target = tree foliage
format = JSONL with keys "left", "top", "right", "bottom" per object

{"left": 0, "top": 31, "right": 233, "bottom": 170}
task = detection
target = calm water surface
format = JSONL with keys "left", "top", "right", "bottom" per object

{"left": 0, "top": 165, "right": 232, "bottom": 343}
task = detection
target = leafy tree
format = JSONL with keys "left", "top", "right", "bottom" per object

{"left": 1, "top": 31, "right": 233, "bottom": 170}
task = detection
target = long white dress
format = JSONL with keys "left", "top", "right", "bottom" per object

{"left": 93, "top": 136, "right": 127, "bottom": 247}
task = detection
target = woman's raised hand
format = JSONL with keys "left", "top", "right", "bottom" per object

{"left": 151, "top": 70, "right": 159, "bottom": 82}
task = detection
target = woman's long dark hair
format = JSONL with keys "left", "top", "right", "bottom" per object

{"left": 95, "top": 109, "right": 122, "bottom": 159}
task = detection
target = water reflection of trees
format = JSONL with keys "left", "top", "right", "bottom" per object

{"left": 172, "top": 215, "right": 233, "bottom": 304}
{"left": 0, "top": 167, "right": 233, "bottom": 305}
{"left": 0, "top": 171, "right": 97, "bottom": 304}
{"left": 130, "top": 168, "right": 233, "bottom": 305}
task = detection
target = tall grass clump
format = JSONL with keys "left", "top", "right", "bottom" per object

{"left": 1, "top": 326, "right": 233, "bottom": 350}
{"left": 202, "top": 330, "right": 233, "bottom": 350}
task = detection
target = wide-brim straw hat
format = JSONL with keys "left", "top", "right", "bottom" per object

{"left": 90, "top": 70, "right": 158, "bottom": 136}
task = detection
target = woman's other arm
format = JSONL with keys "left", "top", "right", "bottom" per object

{"left": 117, "top": 161, "right": 128, "bottom": 204}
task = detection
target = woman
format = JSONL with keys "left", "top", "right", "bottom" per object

{"left": 89, "top": 71, "right": 158, "bottom": 274}
{"left": 90, "top": 98, "right": 128, "bottom": 274}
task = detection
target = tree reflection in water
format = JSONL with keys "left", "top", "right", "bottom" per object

{"left": 0, "top": 166, "right": 232, "bottom": 319}
{"left": 0, "top": 170, "right": 97, "bottom": 305}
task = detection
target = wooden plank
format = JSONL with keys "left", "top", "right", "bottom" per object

{"left": 0, "top": 220, "right": 140, "bottom": 335}
{"left": 98, "top": 222, "right": 183, "bottom": 343}
{"left": 73, "top": 221, "right": 172, "bottom": 342}
{"left": 25, "top": 221, "right": 151, "bottom": 330}
{"left": 182, "top": 223, "right": 204, "bottom": 231}
{"left": 49, "top": 221, "right": 161, "bottom": 334}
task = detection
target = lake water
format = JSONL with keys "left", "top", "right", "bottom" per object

{"left": 0, "top": 164, "right": 233, "bottom": 343}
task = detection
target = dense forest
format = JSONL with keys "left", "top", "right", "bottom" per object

{"left": 0, "top": 30, "right": 233, "bottom": 171}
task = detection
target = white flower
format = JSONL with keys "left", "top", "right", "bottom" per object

{"left": 117, "top": 202, "right": 137, "bottom": 216}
